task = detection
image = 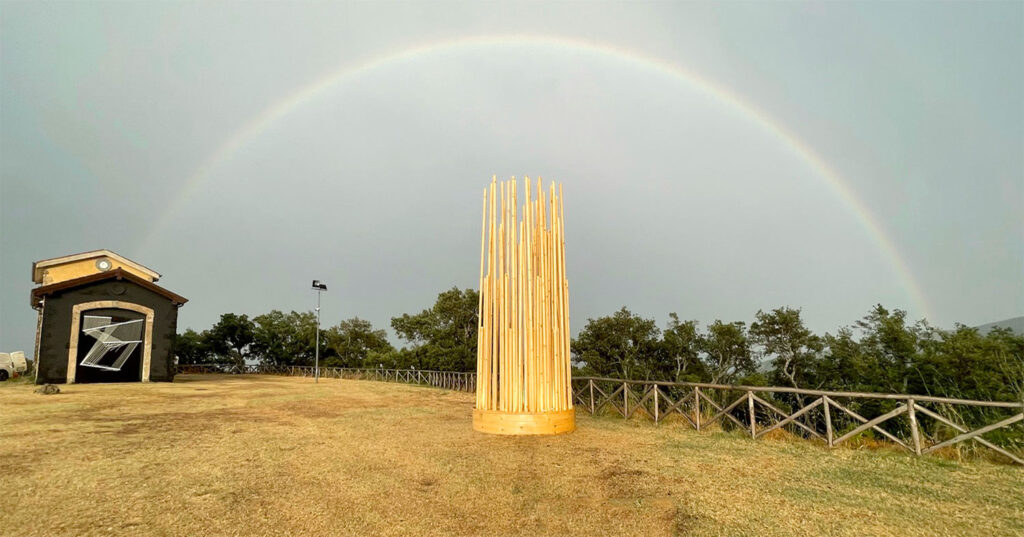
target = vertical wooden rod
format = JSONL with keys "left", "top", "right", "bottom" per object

{"left": 558, "top": 184, "right": 571, "bottom": 409}
{"left": 748, "top": 391, "right": 756, "bottom": 438}
{"left": 908, "top": 398, "right": 922, "bottom": 455}
{"left": 624, "top": 382, "right": 629, "bottom": 418}
{"left": 823, "top": 396, "right": 833, "bottom": 447}
{"left": 654, "top": 386, "right": 660, "bottom": 424}
{"left": 694, "top": 387, "right": 702, "bottom": 431}
{"left": 489, "top": 179, "right": 497, "bottom": 409}
{"left": 477, "top": 189, "right": 487, "bottom": 409}
{"left": 589, "top": 378, "right": 595, "bottom": 415}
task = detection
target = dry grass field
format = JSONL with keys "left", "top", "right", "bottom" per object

{"left": 1, "top": 375, "right": 1021, "bottom": 537}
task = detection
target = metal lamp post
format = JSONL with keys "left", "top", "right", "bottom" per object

{"left": 311, "top": 280, "right": 327, "bottom": 383}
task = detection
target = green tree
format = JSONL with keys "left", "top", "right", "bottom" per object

{"left": 206, "top": 313, "right": 256, "bottom": 368}
{"left": 659, "top": 313, "right": 706, "bottom": 382}
{"left": 323, "top": 317, "right": 394, "bottom": 368}
{"left": 384, "top": 347, "right": 423, "bottom": 369}
{"left": 988, "top": 327, "right": 1024, "bottom": 404}
{"left": 854, "top": 305, "right": 921, "bottom": 393}
{"left": 915, "top": 325, "right": 1024, "bottom": 403}
{"left": 701, "top": 320, "right": 754, "bottom": 384}
{"left": 571, "top": 307, "right": 661, "bottom": 379}
{"left": 750, "top": 307, "right": 823, "bottom": 389}
{"left": 390, "top": 311, "right": 432, "bottom": 369}
{"left": 173, "top": 328, "right": 212, "bottom": 365}
{"left": 250, "top": 310, "right": 317, "bottom": 366}
{"left": 391, "top": 287, "right": 479, "bottom": 371}
{"left": 818, "top": 326, "right": 867, "bottom": 391}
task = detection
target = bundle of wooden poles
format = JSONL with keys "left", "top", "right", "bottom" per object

{"left": 474, "top": 177, "right": 573, "bottom": 434}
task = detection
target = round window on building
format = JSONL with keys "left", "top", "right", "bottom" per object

{"left": 96, "top": 259, "right": 112, "bottom": 271}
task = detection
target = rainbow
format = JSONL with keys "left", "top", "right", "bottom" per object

{"left": 141, "top": 34, "right": 930, "bottom": 318}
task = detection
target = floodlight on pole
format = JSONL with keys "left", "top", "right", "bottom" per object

{"left": 311, "top": 280, "right": 327, "bottom": 383}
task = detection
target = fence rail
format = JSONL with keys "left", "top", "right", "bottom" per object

{"left": 176, "top": 364, "right": 476, "bottom": 392}
{"left": 175, "top": 365, "right": 1023, "bottom": 465}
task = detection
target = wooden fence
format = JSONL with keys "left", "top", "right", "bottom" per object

{"left": 572, "top": 377, "right": 1024, "bottom": 465}
{"left": 176, "top": 365, "right": 1023, "bottom": 465}
{"left": 176, "top": 364, "right": 476, "bottom": 392}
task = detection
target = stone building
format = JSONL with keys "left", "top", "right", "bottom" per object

{"left": 30, "top": 250, "right": 187, "bottom": 384}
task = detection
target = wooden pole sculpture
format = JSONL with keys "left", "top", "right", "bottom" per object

{"left": 474, "top": 176, "right": 574, "bottom": 435}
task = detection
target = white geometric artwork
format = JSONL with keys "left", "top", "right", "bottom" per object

{"left": 80, "top": 316, "right": 143, "bottom": 371}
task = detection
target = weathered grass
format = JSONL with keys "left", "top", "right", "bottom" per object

{"left": 1, "top": 375, "right": 1021, "bottom": 537}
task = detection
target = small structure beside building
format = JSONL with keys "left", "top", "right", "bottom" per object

{"left": 30, "top": 250, "right": 187, "bottom": 384}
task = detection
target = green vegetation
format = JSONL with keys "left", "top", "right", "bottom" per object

{"left": 1, "top": 375, "right": 1020, "bottom": 537}
{"left": 572, "top": 305, "right": 1023, "bottom": 405}
{"left": 177, "top": 287, "right": 478, "bottom": 370}
{"left": 177, "top": 292, "right": 1023, "bottom": 450}
{"left": 179, "top": 290, "right": 1024, "bottom": 408}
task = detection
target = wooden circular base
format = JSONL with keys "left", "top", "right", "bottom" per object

{"left": 473, "top": 408, "right": 576, "bottom": 435}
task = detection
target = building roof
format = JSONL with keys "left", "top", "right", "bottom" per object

{"left": 32, "top": 250, "right": 161, "bottom": 283}
{"left": 31, "top": 269, "right": 188, "bottom": 308}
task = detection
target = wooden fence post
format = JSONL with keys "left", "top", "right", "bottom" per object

{"left": 694, "top": 387, "right": 701, "bottom": 431}
{"left": 624, "top": 382, "right": 629, "bottom": 419}
{"left": 908, "top": 398, "right": 922, "bottom": 455}
{"left": 748, "top": 391, "right": 756, "bottom": 438}
{"left": 654, "top": 385, "right": 660, "bottom": 424}
{"left": 589, "top": 379, "right": 595, "bottom": 415}
{"left": 823, "top": 396, "right": 833, "bottom": 448}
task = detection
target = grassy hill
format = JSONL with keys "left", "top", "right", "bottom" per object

{"left": 1, "top": 375, "right": 1021, "bottom": 537}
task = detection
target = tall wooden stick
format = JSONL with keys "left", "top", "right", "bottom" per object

{"left": 477, "top": 189, "right": 487, "bottom": 409}
{"left": 559, "top": 185, "right": 570, "bottom": 409}
{"left": 489, "top": 179, "right": 497, "bottom": 408}
{"left": 528, "top": 178, "right": 536, "bottom": 409}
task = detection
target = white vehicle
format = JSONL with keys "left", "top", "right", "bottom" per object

{"left": 0, "top": 351, "right": 28, "bottom": 381}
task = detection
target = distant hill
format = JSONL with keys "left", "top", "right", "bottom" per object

{"left": 975, "top": 316, "right": 1024, "bottom": 335}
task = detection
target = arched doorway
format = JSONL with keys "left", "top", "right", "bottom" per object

{"left": 66, "top": 301, "right": 154, "bottom": 383}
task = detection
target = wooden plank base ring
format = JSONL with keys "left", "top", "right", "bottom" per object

{"left": 473, "top": 409, "right": 576, "bottom": 435}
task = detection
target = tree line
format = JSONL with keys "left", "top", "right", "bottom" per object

{"left": 573, "top": 305, "right": 1023, "bottom": 405}
{"left": 176, "top": 287, "right": 1023, "bottom": 404}
{"left": 175, "top": 288, "right": 478, "bottom": 372}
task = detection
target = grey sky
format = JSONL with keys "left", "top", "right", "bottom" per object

{"left": 2, "top": 1, "right": 1021, "bottom": 355}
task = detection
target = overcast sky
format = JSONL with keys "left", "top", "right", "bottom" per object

{"left": 2, "top": 1, "right": 1022, "bottom": 355}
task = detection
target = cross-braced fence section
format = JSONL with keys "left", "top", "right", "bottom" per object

{"left": 175, "top": 366, "right": 1022, "bottom": 464}
{"left": 573, "top": 377, "right": 1024, "bottom": 465}
{"left": 176, "top": 364, "right": 476, "bottom": 393}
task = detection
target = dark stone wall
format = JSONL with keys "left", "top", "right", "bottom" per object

{"left": 36, "top": 279, "right": 181, "bottom": 384}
